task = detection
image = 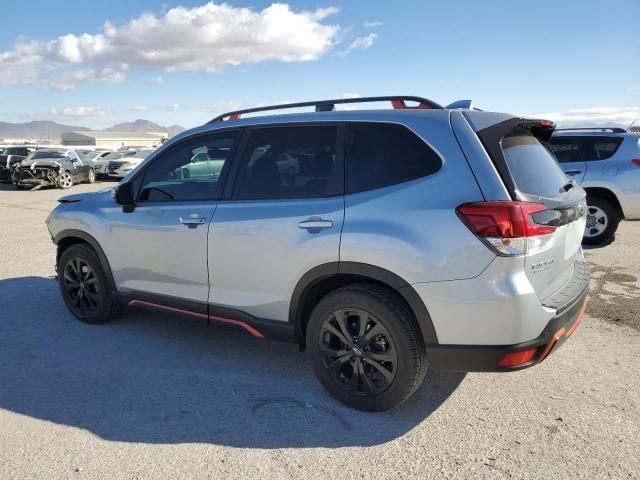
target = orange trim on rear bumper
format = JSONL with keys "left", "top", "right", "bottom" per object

{"left": 565, "top": 299, "right": 587, "bottom": 338}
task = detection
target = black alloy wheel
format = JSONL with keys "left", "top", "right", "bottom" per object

{"left": 319, "top": 307, "right": 398, "bottom": 395}
{"left": 63, "top": 257, "right": 100, "bottom": 315}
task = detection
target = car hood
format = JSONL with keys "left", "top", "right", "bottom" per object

{"left": 58, "top": 188, "right": 113, "bottom": 204}
{"left": 18, "top": 159, "right": 65, "bottom": 169}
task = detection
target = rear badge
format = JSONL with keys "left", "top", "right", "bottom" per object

{"left": 531, "top": 259, "right": 554, "bottom": 274}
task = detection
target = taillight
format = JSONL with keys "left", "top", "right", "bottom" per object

{"left": 457, "top": 201, "right": 557, "bottom": 256}
{"left": 632, "top": 159, "right": 640, "bottom": 167}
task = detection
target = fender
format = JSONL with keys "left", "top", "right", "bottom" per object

{"left": 53, "top": 229, "right": 115, "bottom": 287}
{"left": 290, "top": 261, "right": 439, "bottom": 345}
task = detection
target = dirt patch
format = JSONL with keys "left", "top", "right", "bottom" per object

{"left": 587, "top": 263, "right": 640, "bottom": 331}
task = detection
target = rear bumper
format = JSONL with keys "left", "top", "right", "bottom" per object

{"left": 427, "top": 285, "right": 588, "bottom": 372}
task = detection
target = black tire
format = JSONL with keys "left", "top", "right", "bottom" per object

{"left": 58, "top": 243, "right": 119, "bottom": 324}
{"left": 583, "top": 196, "right": 620, "bottom": 245}
{"left": 88, "top": 168, "right": 96, "bottom": 184}
{"left": 307, "top": 284, "right": 427, "bottom": 411}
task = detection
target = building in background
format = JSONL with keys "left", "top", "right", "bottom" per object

{"left": 61, "top": 131, "right": 168, "bottom": 149}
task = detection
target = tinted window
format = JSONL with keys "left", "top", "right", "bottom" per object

{"left": 232, "top": 125, "right": 340, "bottom": 199}
{"left": 139, "top": 132, "right": 237, "bottom": 202}
{"left": 548, "top": 137, "right": 583, "bottom": 163}
{"left": 582, "top": 136, "right": 623, "bottom": 160}
{"left": 346, "top": 123, "right": 441, "bottom": 193}
{"left": 502, "top": 133, "right": 569, "bottom": 198}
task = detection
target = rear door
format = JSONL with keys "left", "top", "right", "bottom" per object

{"left": 548, "top": 136, "right": 587, "bottom": 183}
{"left": 499, "top": 129, "right": 587, "bottom": 300}
{"left": 473, "top": 116, "right": 587, "bottom": 301}
{"left": 207, "top": 124, "right": 344, "bottom": 322}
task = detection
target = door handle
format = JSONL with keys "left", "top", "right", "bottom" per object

{"left": 565, "top": 170, "right": 582, "bottom": 176}
{"left": 298, "top": 218, "right": 333, "bottom": 230}
{"left": 180, "top": 217, "right": 206, "bottom": 226}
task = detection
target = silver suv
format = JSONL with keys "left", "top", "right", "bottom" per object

{"left": 46, "top": 96, "right": 591, "bottom": 411}
{"left": 549, "top": 128, "right": 640, "bottom": 244}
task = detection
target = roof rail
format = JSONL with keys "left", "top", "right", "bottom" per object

{"left": 555, "top": 127, "right": 627, "bottom": 133}
{"left": 208, "top": 96, "right": 444, "bottom": 123}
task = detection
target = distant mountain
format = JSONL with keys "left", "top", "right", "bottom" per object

{"left": 0, "top": 120, "right": 89, "bottom": 141}
{"left": 104, "top": 119, "right": 185, "bottom": 137}
{"left": 0, "top": 119, "right": 185, "bottom": 142}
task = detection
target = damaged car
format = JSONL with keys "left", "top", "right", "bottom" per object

{"left": 0, "top": 146, "right": 34, "bottom": 183}
{"left": 13, "top": 149, "right": 95, "bottom": 190}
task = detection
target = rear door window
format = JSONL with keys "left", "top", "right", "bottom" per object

{"left": 548, "top": 137, "right": 583, "bottom": 163}
{"left": 231, "top": 125, "right": 341, "bottom": 200}
{"left": 501, "top": 132, "right": 569, "bottom": 198}
{"left": 581, "top": 136, "right": 623, "bottom": 160}
{"left": 346, "top": 123, "right": 441, "bottom": 193}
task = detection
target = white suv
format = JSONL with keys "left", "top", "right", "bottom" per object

{"left": 549, "top": 128, "right": 640, "bottom": 244}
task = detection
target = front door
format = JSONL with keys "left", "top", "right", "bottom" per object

{"left": 208, "top": 124, "right": 344, "bottom": 322}
{"left": 107, "top": 130, "right": 239, "bottom": 304}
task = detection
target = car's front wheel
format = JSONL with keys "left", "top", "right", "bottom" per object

{"left": 583, "top": 196, "right": 620, "bottom": 245}
{"left": 307, "top": 284, "right": 427, "bottom": 411}
{"left": 87, "top": 168, "right": 95, "bottom": 184}
{"left": 58, "top": 244, "right": 119, "bottom": 324}
{"left": 58, "top": 171, "right": 73, "bottom": 189}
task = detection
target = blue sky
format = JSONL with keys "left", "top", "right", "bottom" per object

{"left": 1, "top": 0, "right": 638, "bottom": 129}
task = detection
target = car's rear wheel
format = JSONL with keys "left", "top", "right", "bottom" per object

{"left": 307, "top": 284, "right": 427, "bottom": 411}
{"left": 88, "top": 168, "right": 95, "bottom": 184}
{"left": 58, "top": 171, "right": 73, "bottom": 189}
{"left": 583, "top": 196, "right": 620, "bottom": 245}
{"left": 58, "top": 244, "right": 119, "bottom": 324}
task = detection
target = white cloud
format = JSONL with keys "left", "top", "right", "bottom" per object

{"left": 528, "top": 106, "right": 640, "bottom": 127}
{"left": 0, "top": 2, "right": 340, "bottom": 89}
{"left": 363, "top": 20, "right": 382, "bottom": 28}
{"left": 27, "top": 106, "right": 111, "bottom": 122}
{"left": 150, "top": 76, "right": 164, "bottom": 85}
{"left": 340, "top": 33, "right": 377, "bottom": 55}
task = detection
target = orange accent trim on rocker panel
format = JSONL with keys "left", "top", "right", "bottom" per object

{"left": 127, "top": 300, "right": 265, "bottom": 339}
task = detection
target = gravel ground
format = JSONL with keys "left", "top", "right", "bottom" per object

{"left": 0, "top": 182, "right": 639, "bottom": 479}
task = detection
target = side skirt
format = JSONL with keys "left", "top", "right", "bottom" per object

{"left": 120, "top": 292, "right": 296, "bottom": 343}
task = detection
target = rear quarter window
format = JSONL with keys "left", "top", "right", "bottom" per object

{"left": 346, "top": 122, "right": 441, "bottom": 193}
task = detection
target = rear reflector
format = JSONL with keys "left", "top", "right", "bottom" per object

{"left": 497, "top": 348, "right": 537, "bottom": 368}
{"left": 632, "top": 159, "right": 640, "bottom": 167}
{"left": 457, "top": 201, "right": 557, "bottom": 256}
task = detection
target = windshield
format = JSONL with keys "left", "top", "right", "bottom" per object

{"left": 131, "top": 150, "right": 153, "bottom": 159}
{"left": 103, "top": 152, "right": 123, "bottom": 160}
{"left": 501, "top": 132, "right": 569, "bottom": 198}
{"left": 25, "top": 150, "right": 66, "bottom": 161}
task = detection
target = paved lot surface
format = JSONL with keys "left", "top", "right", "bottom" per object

{"left": 0, "top": 182, "right": 639, "bottom": 479}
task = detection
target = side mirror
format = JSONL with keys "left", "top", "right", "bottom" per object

{"left": 114, "top": 182, "right": 135, "bottom": 213}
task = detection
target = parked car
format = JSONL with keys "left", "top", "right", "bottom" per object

{"left": 0, "top": 146, "right": 34, "bottom": 183}
{"left": 14, "top": 148, "right": 95, "bottom": 190}
{"left": 46, "top": 96, "right": 590, "bottom": 411}
{"left": 106, "top": 148, "right": 155, "bottom": 178}
{"left": 85, "top": 150, "right": 117, "bottom": 178}
{"left": 549, "top": 128, "right": 640, "bottom": 244}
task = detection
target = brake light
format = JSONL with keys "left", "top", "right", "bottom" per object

{"left": 457, "top": 201, "right": 557, "bottom": 256}
{"left": 632, "top": 159, "right": 640, "bottom": 167}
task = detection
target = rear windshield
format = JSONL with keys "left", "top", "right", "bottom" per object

{"left": 501, "top": 132, "right": 569, "bottom": 198}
